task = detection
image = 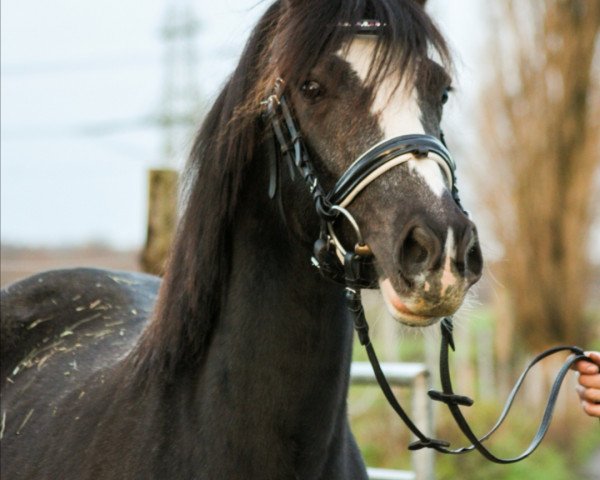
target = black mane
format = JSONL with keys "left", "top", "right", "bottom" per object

{"left": 131, "top": 0, "right": 451, "bottom": 376}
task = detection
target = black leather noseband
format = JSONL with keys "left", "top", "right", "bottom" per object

{"left": 329, "top": 134, "right": 459, "bottom": 208}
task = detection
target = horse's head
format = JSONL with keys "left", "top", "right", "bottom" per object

{"left": 260, "top": 0, "right": 482, "bottom": 327}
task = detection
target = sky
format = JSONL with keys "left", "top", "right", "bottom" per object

{"left": 1, "top": 0, "right": 272, "bottom": 248}
{"left": 9, "top": 0, "right": 596, "bottom": 262}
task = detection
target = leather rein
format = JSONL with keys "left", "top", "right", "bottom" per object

{"left": 262, "top": 78, "right": 592, "bottom": 464}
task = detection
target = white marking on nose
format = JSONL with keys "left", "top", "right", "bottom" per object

{"left": 444, "top": 227, "right": 457, "bottom": 260}
{"left": 440, "top": 228, "right": 458, "bottom": 295}
{"left": 340, "top": 37, "right": 448, "bottom": 198}
{"left": 408, "top": 159, "right": 447, "bottom": 197}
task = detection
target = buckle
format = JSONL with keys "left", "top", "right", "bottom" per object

{"left": 408, "top": 437, "right": 451, "bottom": 451}
{"left": 428, "top": 389, "right": 474, "bottom": 407}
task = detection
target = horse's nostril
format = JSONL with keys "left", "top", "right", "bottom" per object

{"left": 467, "top": 243, "right": 483, "bottom": 277}
{"left": 397, "top": 221, "right": 483, "bottom": 288}
{"left": 398, "top": 225, "right": 439, "bottom": 278}
{"left": 463, "top": 233, "right": 483, "bottom": 284}
{"left": 404, "top": 233, "right": 428, "bottom": 264}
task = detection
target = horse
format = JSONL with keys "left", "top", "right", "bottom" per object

{"left": 0, "top": 1, "right": 483, "bottom": 478}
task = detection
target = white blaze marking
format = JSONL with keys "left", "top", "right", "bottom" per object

{"left": 440, "top": 228, "right": 458, "bottom": 295}
{"left": 407, "top": 159, "right": 447, "bottom": 197}
{"left": 340, "top": 37, "right": 448, "bottom": 198}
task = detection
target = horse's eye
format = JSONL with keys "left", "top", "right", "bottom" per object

{"left": 441, "top": 87, "right": 451, "bottom": 105}
{"left": 301, "top": 80, "right": 324, "bottom": 101}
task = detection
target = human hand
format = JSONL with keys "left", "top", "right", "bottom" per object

{"left": 572, "top": 351, "right": 600, "bottom": 418}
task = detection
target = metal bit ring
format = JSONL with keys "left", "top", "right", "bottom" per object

{"left": 327, "top": 205, "right": 369, "bottom": 257}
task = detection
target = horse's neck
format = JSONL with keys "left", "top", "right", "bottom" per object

{"left": 194, "top": 166, "right": 356, "bottom": 476}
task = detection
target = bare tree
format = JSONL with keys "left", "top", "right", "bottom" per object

{"left": 479, "top": 0, "right": 600, "bottom": 352}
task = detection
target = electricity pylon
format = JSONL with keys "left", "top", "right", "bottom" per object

{"left": 141, "top": 0, "right": 201, "bottom": 275}
{"left": 159, "top": 0, "right": 202, "bottom": 167}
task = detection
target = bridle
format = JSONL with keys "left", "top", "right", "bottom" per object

{"left": 264, "top": 76, "right": 462, "bottom": 287}
{"left": 262, "top": 64, "right": 592, "bottom": 465}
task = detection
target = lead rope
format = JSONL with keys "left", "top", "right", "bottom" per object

{"left": 344, "top": 252, "right": 593, "bottom": 463}
{"left": 432, "top": 318, "right": 590, "bottom": 463}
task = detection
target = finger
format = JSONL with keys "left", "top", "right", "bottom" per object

{"left": 576, "top": 384, "right": 585, "bottom": 401}
{"left": 581, "top": 400, "right": 600, "bottom": 418}
{"left": 585, "top": 351, "right": 600, "bottom": 364}
{"left": 570, "top": 352, "right": 599, "bottom": 373}
{"left": 576, "top": 385, "right": 600, "bottom": 403}
{"left": 578, "top": 373, "right": 600, "bottom": 389}
{"left": 573, "top": 359, "right": 599, "bottom": 375}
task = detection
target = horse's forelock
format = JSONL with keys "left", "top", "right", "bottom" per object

{"left": 271, "top": 0, "right": 452, "bottom": 95}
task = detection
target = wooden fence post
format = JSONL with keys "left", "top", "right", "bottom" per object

{"left": 140, "top": 168, "right": 179, "bottom": 275}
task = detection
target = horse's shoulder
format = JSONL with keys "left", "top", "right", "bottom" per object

{"left": 0, "top": 268, "right": 160, "bottom": 383}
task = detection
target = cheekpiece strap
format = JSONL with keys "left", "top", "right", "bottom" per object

{"left": 264, "top": 81, "right": 335, "bottom": 223}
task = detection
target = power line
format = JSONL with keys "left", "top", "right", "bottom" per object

{"left": 1, "top": 54, "right": 160, "bottom": 76}
{"left": 159, "top": 0, "right": 202, "bottom": 166}
{"left": 2, "top": 113, "right": 198, "bottom": 139}
{"left": 0, "top": 46, "right": 236, "bottom": 78}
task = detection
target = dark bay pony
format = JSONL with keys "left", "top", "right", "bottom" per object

{"left": 1, "top": 1, "right": 483, "bottom": 478}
